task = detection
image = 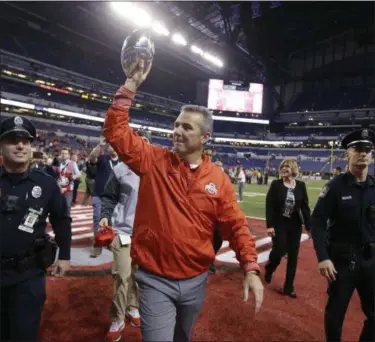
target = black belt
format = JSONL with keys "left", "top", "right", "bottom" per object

{"left": 1, "top": 254, "right": 38, "bottom": 272}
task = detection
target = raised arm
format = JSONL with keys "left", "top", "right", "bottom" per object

{"left": 103, "top": 62, "right": 164, "bottom": 176}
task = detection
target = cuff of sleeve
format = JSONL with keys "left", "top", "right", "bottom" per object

{"left": 114, "top": 86, "right": 136, "bottom": 101}
{"left": 58, "top": 247, "right": 71, "bottom": 260}
{"left": 244, "top": 262, "right": 260, "bottom": 274}
{"left": 317, "top": 253, "right": 330, "bottom": 263}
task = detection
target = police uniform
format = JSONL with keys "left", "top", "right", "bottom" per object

{"left": 311, "top": 128, "right": 375, "bottom": 342}
{"left": 0, "top": 116, "right": 72, "bottom": 342}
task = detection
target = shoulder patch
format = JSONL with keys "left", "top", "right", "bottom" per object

{"left": 319, "top": 185, "right": 329, "bottom": 198}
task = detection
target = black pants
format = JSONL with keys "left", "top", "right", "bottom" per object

{"left": 265, "top": 225, "right": 302, "bottom": 292}
{"left": 72, "top": 179, "right": 80, "bottom": 204}
{"left": 213, "top": 228, "right": 223, "bottom": 255}
{"left": 1, "top": 275, "right": 46, "bottom": 341}
{"left": 325, "top": 254, "right": 374, "bottom": 342}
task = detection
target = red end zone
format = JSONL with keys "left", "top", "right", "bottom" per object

{"left": 47, "top": 204, "right": 308, "bottom": 274}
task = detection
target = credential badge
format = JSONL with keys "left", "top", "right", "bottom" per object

{"left": 31, "top": 186, "right": 42, "bottom": 198}
{"left": 14, "top": 116, "right": 23, "bottom": 126}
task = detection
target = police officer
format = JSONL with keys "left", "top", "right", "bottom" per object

{"left": 0, "top": 116, "right": 72, "bottom": 342}
{"left": 311, "top": 128, "right": 375, "bottom": 342}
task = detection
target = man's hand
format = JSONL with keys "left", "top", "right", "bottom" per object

{"left": 243, "top": 273, "right": 264, "bottom": 313}
{"left": 99, "top": 218, "right": 108, "bottom": 228}
{"left": 318, "top": 259, "right": 337, "bottom": 281}
{"left": 99, "top": 136, "right": 107, "bottom": 146}
{"left": 124, "top": 59, "right": 152, "bottom": 92}
{"left": 51, "top": 260, "right": 70, "bottom": 277}
{"left": 267, "top": 228, "right": 275, "bottom": 237}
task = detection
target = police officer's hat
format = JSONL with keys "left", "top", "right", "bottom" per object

{"left": 341, "top": 129, "right": 375, "bottom": 150}
{"left": 0, "top": 116, "right": 36, "bottom": 142}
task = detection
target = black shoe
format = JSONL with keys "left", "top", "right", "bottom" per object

{"left": 264, "top": 269, "right": 273, "bottom": 284}
{"left": 282, "top": 289, "right": 297, "bottom": 298}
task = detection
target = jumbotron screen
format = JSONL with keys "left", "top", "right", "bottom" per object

{"left": 207, "top": 79, "right": 264, "bottom": 114}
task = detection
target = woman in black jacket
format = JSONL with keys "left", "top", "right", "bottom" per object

{"left": 265, "top": 159, "right": 311, "bottom": 298}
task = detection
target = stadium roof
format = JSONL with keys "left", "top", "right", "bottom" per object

{"left": 1, "top": 1, "right": 372, "bottom": 86}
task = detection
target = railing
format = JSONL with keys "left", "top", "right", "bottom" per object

{"left": 0, "top": 49, "right": 186, "bottom": 113}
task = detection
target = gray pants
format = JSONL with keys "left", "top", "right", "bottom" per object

{"left": 136, "top": 268, "right": 208, "bottom": 342}
{"left": 238, "top": 182, "right": 245, "bottom": 201}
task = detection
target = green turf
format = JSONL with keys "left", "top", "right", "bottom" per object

{"left": 79, "top": 173, "right": 326, "bottom": 219}
{"left": 237, "top": 179, "right": 326, "bottom": 219}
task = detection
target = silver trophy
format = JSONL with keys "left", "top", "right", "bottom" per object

{"left": 121, "top": 29, "right": 155, "bottom": 78}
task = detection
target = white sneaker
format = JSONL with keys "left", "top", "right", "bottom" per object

{"left": 126, "top": 308, "right": 141, "bottom": 327}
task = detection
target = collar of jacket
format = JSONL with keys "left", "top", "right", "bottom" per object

{"left": 345, "top": 172, "right": 375, "bottom": 187}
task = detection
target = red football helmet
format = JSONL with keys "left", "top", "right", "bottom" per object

{"left": 94, "top": 225, "right": 115, "bottom": 248}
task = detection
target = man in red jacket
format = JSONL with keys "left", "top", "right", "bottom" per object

{"left": 104, "top": 60, "right": 264, "bottom": 341}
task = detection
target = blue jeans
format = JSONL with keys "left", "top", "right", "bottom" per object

{"left": 92, "top": 196, "right": 102, "bottom": 234}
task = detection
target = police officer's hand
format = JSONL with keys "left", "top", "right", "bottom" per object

{"left": 318, "top": 259, "right": 337, "bottom": 281}
{"left": 99, "top": 218, "right": 108, "bottom": 228}
{"left": 51, "top": 260, "right": 70, "bottom": 277}
{"left": 267, "top": 228, "right": 275, "bottom": 237}
{"left": 243, "top": 273, "right": 264, "bottom": 313}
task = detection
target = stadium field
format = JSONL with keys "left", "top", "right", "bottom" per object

{"left": 237, "top": 179, "right": 324, "bottom": 218}
{"left": 78, "top": 174, "right": 326, "bottom": 219}
{"left": 41, "top": 178, "right": 364, "bottom": 342}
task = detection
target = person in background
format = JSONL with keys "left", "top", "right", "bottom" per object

{"left": 332, "top": 166, "right": 342, "bottom": 177}
{"left": 264, "top": 158, "right": 311, "bottom": 298}
{"left": 99, "top": 131, "right": 151, "bottom": 342}
{"left": 214, "top": 160, "right": 224, "bottom": 172}
{"left": 311, "top": 129, "right": 375, "bottom": 342}
{"left": 71, "top": 154, "right": 81, "bottom": 206}
{"left": 103, "top": 60, "right": 264, "bottom": 341}
{"left": 89, "top": 136, "right": 119, "bottom": 257}
{"left": 237, "top": 165, "right": 246, "bottom": 203}
{"left": 264, "top": 167, "right": 269, "bottom": 185}
{"left": 81, "top": 156, "right": 97, "bottom": 206}
{"left": 53, "top": 148, "right": 81, "bottom": 215}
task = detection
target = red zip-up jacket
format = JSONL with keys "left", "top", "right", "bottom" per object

{"left": 104, "top": 86, "right": 260, "bottom": 279}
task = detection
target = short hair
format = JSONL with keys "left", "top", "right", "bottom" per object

{"left": 61, "top": 147, "right": 70, "bottom": 154}
{"left": 335, "top": 166, "right": 342, "bottom": 172}
{"left": 181, "top": 105, "right": 214, "bottom": 135}
{"left": 279, "top": 158, "right": 299, "bottom": 178}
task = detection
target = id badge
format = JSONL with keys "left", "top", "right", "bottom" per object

{"left": 18, "top": 212, "right": 38, "bottom": 234}
{"left": 119, "top": 234, "right": 131, "bottom": 246}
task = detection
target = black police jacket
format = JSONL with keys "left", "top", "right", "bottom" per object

{"left": 311, "top": 173, "right": 375, "bottom": 262}
{"left": 0, "top": 167, "right": 72, "bottom": 285}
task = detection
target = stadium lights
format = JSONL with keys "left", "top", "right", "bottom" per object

{"left": 212, "top": 115, "right": 269, "bottom": 125}
{"left": 0, "top": 98, "right": 35, "bottom": 110}
{"left": 1, "top": 97, "right": 291, "bottom": 145}
{"left": 191, "top": 45, "right": 203, "bottom": 55}
{"left": 152, "top": 21, "right": 170, "bottom": 36}
{"left": 213, "top": 137, "right": 298, "bottom": 146}
{"left": 191, "top": 46, "right": 223, "bottom": 68}
{"left": 172, "top": 33, "right": 187, "bottom": 46}
{"left": 111, "top": 2, "right": 151, "bottom": 27}
{"left": 203, "top": 52, "right": 223, "bottom": 68}
{"left": 110, "top": 2, "right": 224, "bottom": 68}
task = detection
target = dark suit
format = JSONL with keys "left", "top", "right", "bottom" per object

{"left": 265, "top": 179, "right": 311, "bottom": 292}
